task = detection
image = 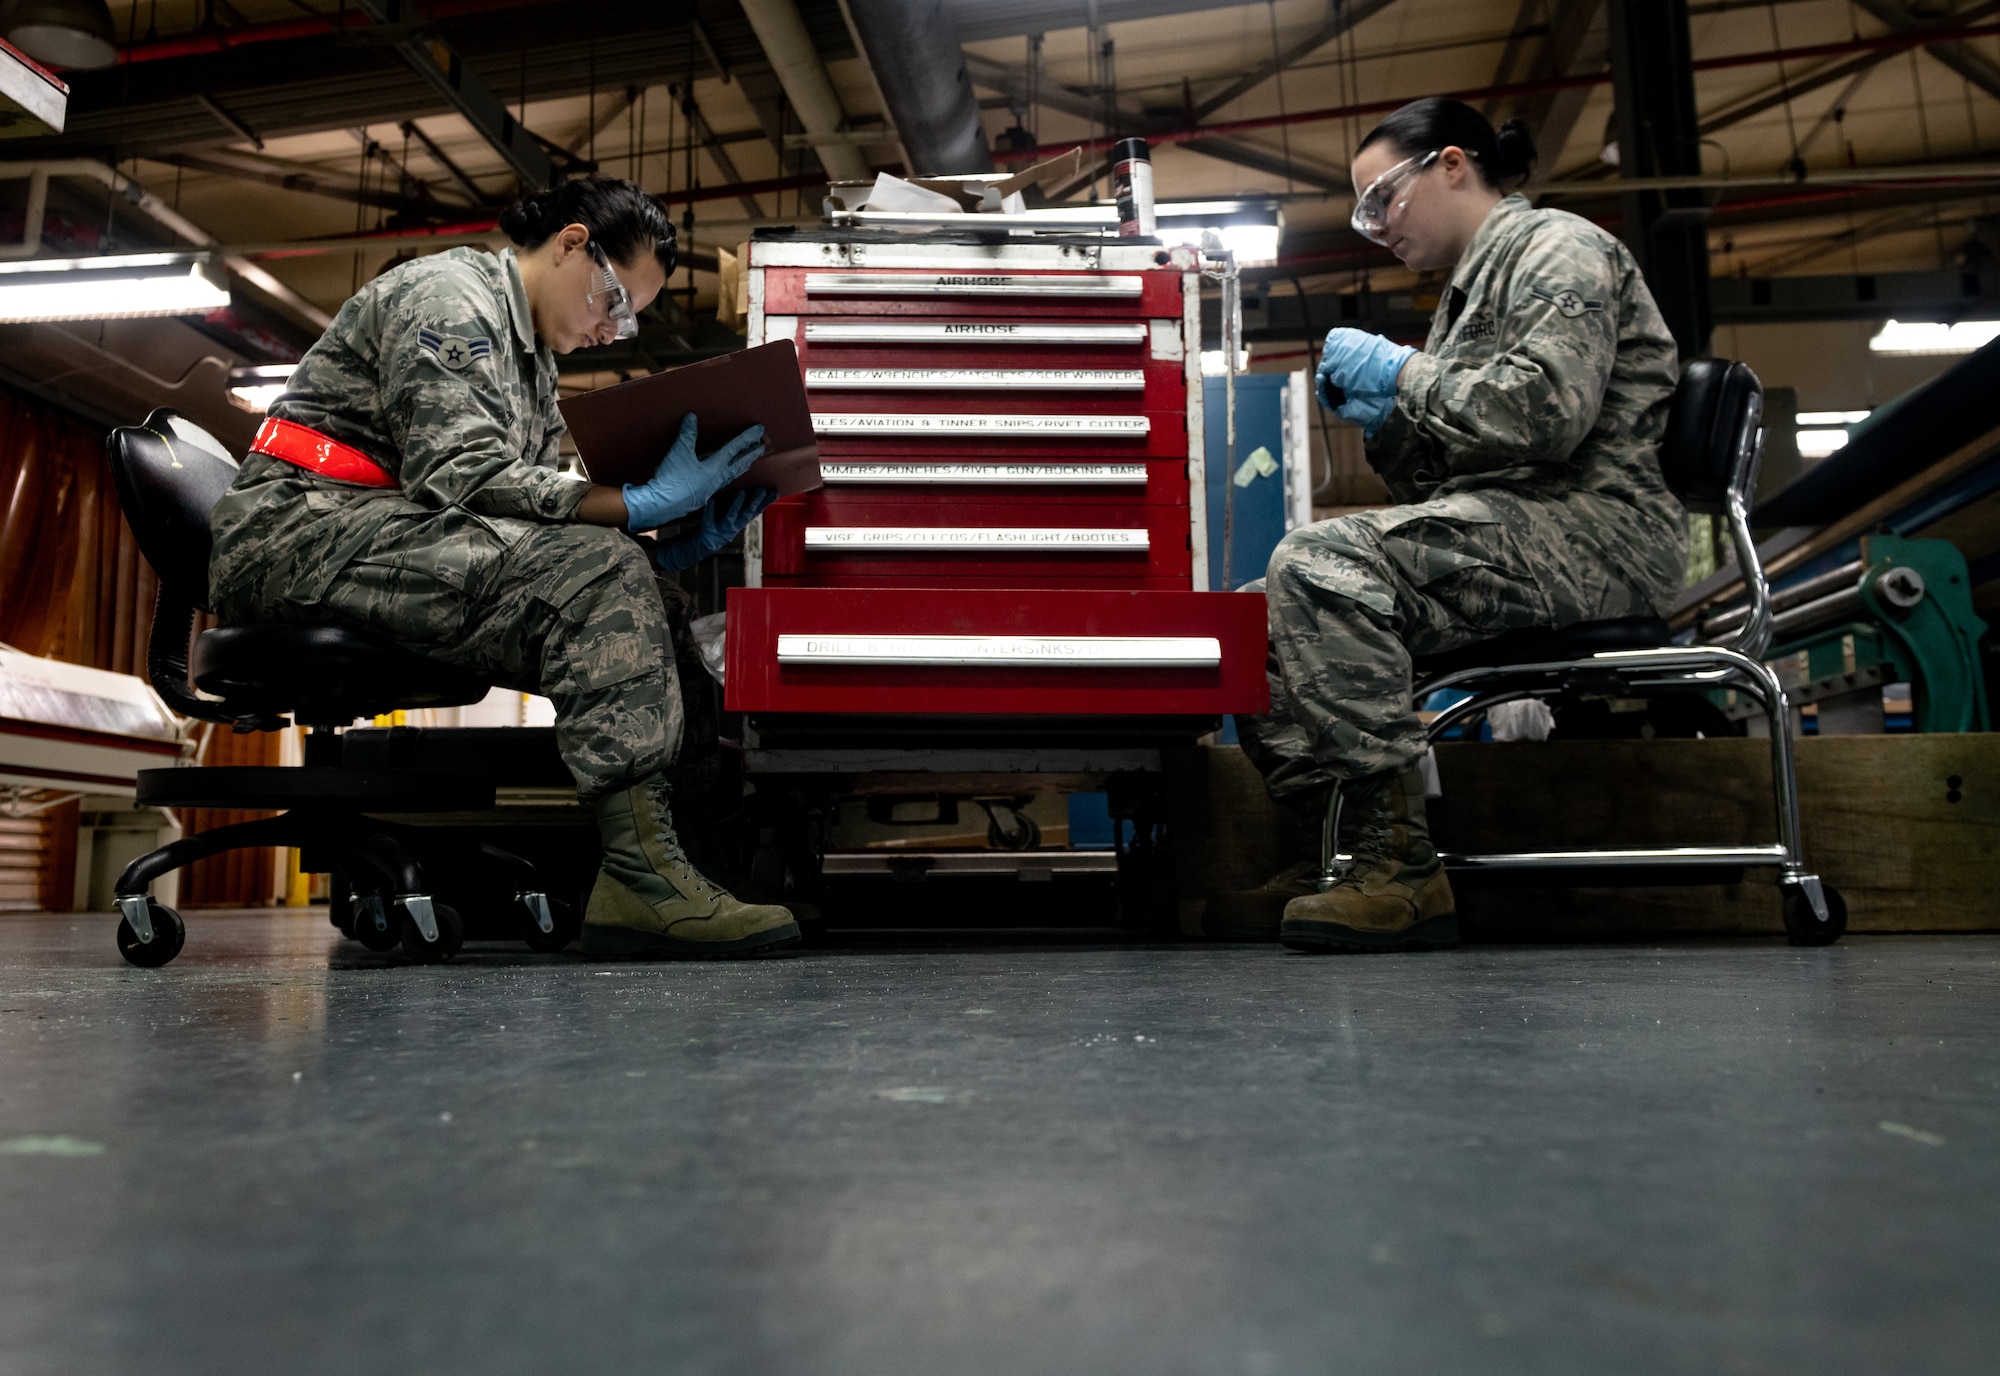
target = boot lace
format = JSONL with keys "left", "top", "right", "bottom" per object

{"left": 643, "top": 780, "right": 723, "bottom": 902}
{"left": 1336, "top": 781, "right": 1394, "bottom": 880}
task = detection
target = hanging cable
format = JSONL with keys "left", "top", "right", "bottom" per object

{"left": 1267, "top": 0, "right": 1295, "bottom": 196}
{"left": 1764, "top": 1, "right": 1807, "bottom": 178}
{"left": 1909, "top": 50, "right": 1949, "bottom": 269}
{"left": 681, "top": 74, "right": 698, "bottom": 310}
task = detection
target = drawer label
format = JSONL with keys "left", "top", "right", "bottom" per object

{"left": 820, "top": 462, "right": 1147, "bottom": 485}
{"left": 812, "top": 414, "right": 1150, "bottom": 436}
{"left": 803, "top": 322, "right": 1148, "bottom": 344}
{"left": 806, "top": 368, "right": 1146, "bottom": 390}
{"left": 804, "top": 526, "right": 1150, "bottom": 551}
{"left": 805, "top": 273, "right": 1144, "bottom": 297}
{"left": 776, "top": 634, "right": 1220, "bottom": 666}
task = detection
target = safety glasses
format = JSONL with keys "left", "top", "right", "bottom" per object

{"left": 1350, "top": 150, "right": 1440, "bottom": 245}
{"left": 586, "top": 241, "right": 639, "bottom": 341}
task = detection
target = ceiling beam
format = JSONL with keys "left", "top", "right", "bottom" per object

{"left": 351, "top": 0, "right": 555, "bottom": 190}
{"left": 963, "top": 51, "right": 1349, "bottom": 193}
{"left": 1852, "top": 0, "right": 2000, "bottom": 102}
{"left": 1189, "top": 0, "right": 1399, "bottom": 122}
{"left": 154, "top": 146, "right": 460, "bottom": 218}
{"left": 1700, "top": 0, "right": 2000, "bottom": 137}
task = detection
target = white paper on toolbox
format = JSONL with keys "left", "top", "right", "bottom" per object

{"left": 863, "top": 172, "right": 963, "bottom": 214}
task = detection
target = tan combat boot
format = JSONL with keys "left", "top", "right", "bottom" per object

{"left": 1279, "top": 764, "right": 1458, "bottom": 953}
{"left": 1199, "top": 788, "right": 1331, "bottom": 942}
{"left": 581, "top": 777, "right": 802, "bottom": 958}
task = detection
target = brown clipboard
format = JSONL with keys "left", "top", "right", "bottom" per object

{"left": 559, "top": 339, "right": 822, "bottom": 497}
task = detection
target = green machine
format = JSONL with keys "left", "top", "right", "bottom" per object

{"left": 1727, "top": 534, "right": 1991, "bottom": 735}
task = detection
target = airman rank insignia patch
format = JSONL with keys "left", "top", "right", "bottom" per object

{"left": 418, "top": 327, "right": 492, "bottom": 371}
{"left": 1529, "top": 286, "right": 1605, "bottom": 318}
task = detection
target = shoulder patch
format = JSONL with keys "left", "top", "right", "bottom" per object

{"left": 1529, "top": 286, "right": 1605, "bottom": 318}
{"left": 417, "top": 326, "right": 493, "bottom": 371}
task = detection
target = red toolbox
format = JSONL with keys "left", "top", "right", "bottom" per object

{"left": 729, "top": 232, "right": 1268, "bottom": 723}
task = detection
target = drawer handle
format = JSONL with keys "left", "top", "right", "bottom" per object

{"left": 776, "top": 635, "right": 1220, "bottom": 667}
{"left": 821, "top": 462, "right": 1147, "bottom": 485}
{"left": 806, "top": 367, "right": 1146, "bottom": 390}
{"left": 803, "top": 526, "right": 1150, "bottom": 551}
{"left": 805, "top": 273, "right": 1144, "bottom": 297}
{"left": 812, "top": 414, "right": 1150, "bottom": 437}
{"left": 802, "top": 322, "right": 1148, "bottom": 344}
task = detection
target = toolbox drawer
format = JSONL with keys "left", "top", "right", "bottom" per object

{"left": 764, "top": 267, "right": 1188, "bottom": 319}
{"left": 725, "top": 586, "right": 1269, "bottom": 716}
{"left": 817, "top": 457, "right": 1190, "bottom": 506}
{"left": 760, "top": 496, "right": 1191, "bottom": 587}
{"left": 803, "top": 361, "right": 1188, "bottom": 417}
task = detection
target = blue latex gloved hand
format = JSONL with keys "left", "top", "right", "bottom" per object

{"left": 622, "top": 413, "right": 765, "bottom": 532}
{"left": 654, "top": 486, "right": 777, "bottom": 573}
{"left": 1315, "top": 327, "right": 1415, "bottom": 439}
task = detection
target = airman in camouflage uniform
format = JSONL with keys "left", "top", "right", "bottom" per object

{"left": 209, "top": 246, "right": 682, "bottom": 795}
{"left": 1215, "top": 194, "right": 1686, "bottom": 950}
{"left": 209, "top": 234, "right": 799, "bottom": 958}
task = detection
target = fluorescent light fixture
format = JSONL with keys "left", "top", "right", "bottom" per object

{"left": 1153, "top": 200, "right": 1284, "bottom": 266}
{"left": 1796, "top": 410, "right": 1870, "bottom": 425}
{"left": 1796, "top": 429, "right": 1851, "bottom": 460}
{"left": 1867, "top": 318, "right": 2000, "bottom": 355}
{"left": 0, "top": 253, "right": 230, "bottom": 323}
{"left": 227, "top": 363, "right": 296, "bottom": 414}
{"left": 835, "top": 197, "right": 1284, "bottom": 265}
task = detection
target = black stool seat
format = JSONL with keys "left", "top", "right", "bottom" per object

{"left": 1415, "top": 615, "right": 1672, "bottom": 676}
{"left": 192, "top": 623, "right": 491, "bottom": 724}
{"left": 137, "top": 766, "right": 497, "bottom": 812}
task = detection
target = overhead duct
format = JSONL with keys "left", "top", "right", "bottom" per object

{"left": 843, "top": 0, "right": 992, "bottom": 175}
{"left": 738, "top": 0, "right": 872, "bottom": 184}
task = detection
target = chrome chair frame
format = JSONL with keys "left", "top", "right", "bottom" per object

{"left": 1309, "top": 363, "right": 1844, "bottom": 944}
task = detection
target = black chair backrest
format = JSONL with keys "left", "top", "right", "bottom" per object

{"left": 105, "top": 408, "right": 240, "bottom": 612}
{"left": 1659, "top": 358, "right": 1762, "bottom": 515}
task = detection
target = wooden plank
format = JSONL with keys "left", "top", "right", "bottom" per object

{"left": 1673, "top": 417, "right": 2000, "bottom": 629}
{"left": 1164, "top": 736, "right": 2000, "bottom": 935}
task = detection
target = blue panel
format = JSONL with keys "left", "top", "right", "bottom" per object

{"left": 1067, "top": 792, "right": 1116, "bottom": 850}
{"left": 1203, "top": 374, "right": 1294, "bottom": 591}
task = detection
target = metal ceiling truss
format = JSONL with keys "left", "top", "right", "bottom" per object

{"left": 961, "top": 51, "right": 1350, "bottom": 195}
{"left": 37, "top": 1, "right": 844, "bottom": 166}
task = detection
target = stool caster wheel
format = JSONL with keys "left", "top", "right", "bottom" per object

{"left": 521, "top": 895, "right": 576, "bottom": 953}
{"left": 352, "top": 893, "right": 401, "bottom": 952}
{"left": 116, "top": 899, "right": 186, "bottom": 968}
{"left": 400, "top": 900, "right": 464, "bottom": 964}
{"left": 1782, "top": 883, "right": 1847, "bottom": 946}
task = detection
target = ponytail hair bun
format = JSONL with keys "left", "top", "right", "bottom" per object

{"left": 1358, "top": 98, "right": 1537, "bottom": 190}
{"left": 497, "top": 189, "right": 561, "bottom": 245}
{"left": 1493, "top": 118, "right": 1538, "bottom": 184}
{"left": 498, "top": 176, "right": 677, "bottom": 274}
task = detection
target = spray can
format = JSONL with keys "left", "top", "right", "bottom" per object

{"left": 1112, "top": 137, "right": 1155, "bottom": 237}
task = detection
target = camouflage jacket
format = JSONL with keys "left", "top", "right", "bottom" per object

{"left": 1369, "top": 195, "right": 1688, "bottom": 604}
{"left": 208, "top": 246, "right": 580, "bottom": 613}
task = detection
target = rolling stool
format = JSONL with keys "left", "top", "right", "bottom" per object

{"left": 104, "top": 407, "right": 563, "bottom": 966}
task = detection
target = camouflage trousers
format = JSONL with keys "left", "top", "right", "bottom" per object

{"left": 1238, "top": 489, "right": 1664, "bottom": 802}
{"left": 218, "top": 517, "right": 682, "bottom": 802}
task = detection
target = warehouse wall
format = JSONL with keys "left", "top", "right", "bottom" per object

{"left": 0, "top": 388, "right": 279, "bottom": 908}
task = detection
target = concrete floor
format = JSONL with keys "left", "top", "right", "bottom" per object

{"left": 1, "top": 911, "right": 1995, "bottom": 1376}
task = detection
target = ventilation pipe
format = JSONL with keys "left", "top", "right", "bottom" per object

{"left": 842, "top": 0, "right": 992, "bottom": 175}
{"left": 738, "top": 0, "right": 872, "bottom": 184}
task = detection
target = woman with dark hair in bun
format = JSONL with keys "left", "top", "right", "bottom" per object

{"left": 208, "top": 176, "right": 800, "bottom": 959}
{"left": 1210, "top": 97, "right": 1686, "bottom": 955}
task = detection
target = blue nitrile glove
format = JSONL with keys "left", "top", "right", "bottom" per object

{"left": 622, "top": 413, "right": 766, "bottom": 532}
{"left": 655, "top": 486, "right": 777, "bottom": 572}
{"left": 1315, "top": 327, "right": 1415, "bottom": 439}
